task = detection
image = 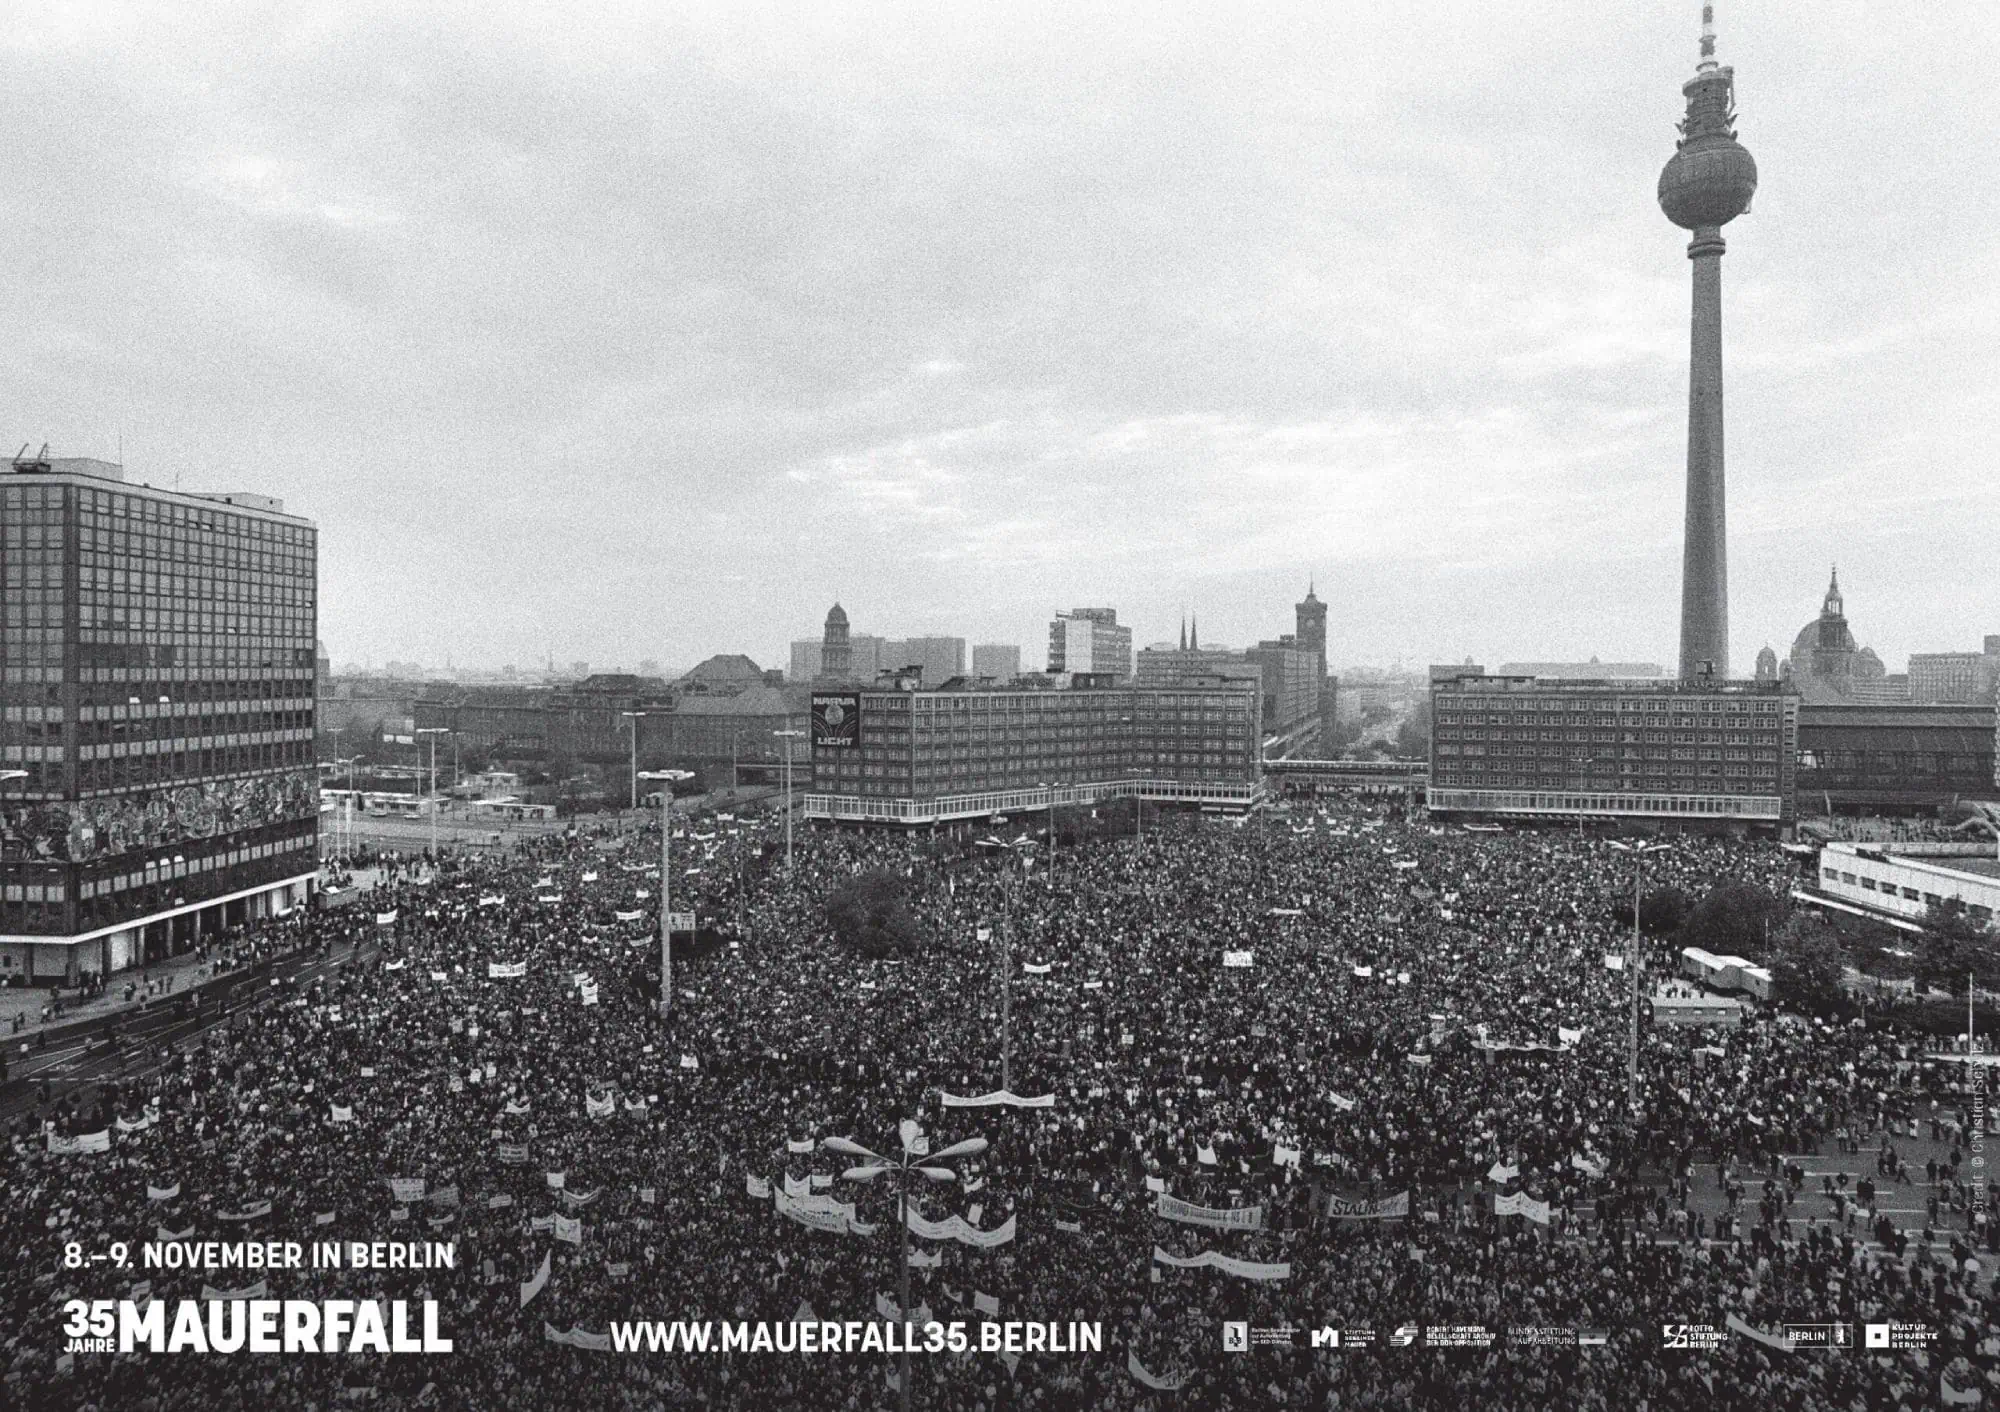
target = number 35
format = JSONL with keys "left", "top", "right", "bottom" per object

{"left": 62, "top": 1300, "right": 115, "bottom": 1338}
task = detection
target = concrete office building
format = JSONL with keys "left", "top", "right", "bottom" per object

{"left": 971, "top": 644, "right": 1021, "bottom": 683}
{"left": 878, "top": 636, "right": 966, "bottom": 689}
{"left": 0, "top": 453, "right": 318, "bottom": 981}
{"left": 1427, "top": 669, "right": 1797, "bottom": 831}
{"left": 1047, "top": 608, "right": 1132, "bottom": 681}
{"left": 805, "top": 677, "right": 1260, "bottom": 824}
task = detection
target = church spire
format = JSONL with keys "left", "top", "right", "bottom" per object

{"left": 1179, "top": 616, "right": 1186, "bottom": 652}
{"left": 1189, "top": 615, "right": 1199, "bottom": 651}
{"left": 1824, "top": 565, "right": 1842, "bottom": 617}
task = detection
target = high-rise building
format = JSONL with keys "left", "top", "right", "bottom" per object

{"left": 0, "top": 454, "right": 318, "bottom": 981}
{"left": 1427, "top": 668, "right": 1797, "bottom": 830}
{"left": 971, "top": 644, "right": 1021, "bottom": 683}
{"left": 878, "top": 636, "right": 965, "bottom": 689}
{"left": 1244, "top": 637, "right": 1323, "bottom": 758}
{"left": 1047, "top": 608, "right": 1132, "bottom": 681}
{"left": 1908, "top": 637, "right": 2000, "bottom": 705}
{"left": 1660, "top": 4, "right": 1757, "bottom": 680}
{"left": 789, "top": 639, "right": 823, "bottom": 683}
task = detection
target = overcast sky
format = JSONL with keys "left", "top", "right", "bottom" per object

{"left": 4, "top": 2, "right": 1996, "bottom": 676}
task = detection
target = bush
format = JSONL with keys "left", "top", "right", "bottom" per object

{"left": 826, "top": 870, "right": 923, "bottom": 958}
{"left": 1917, "top": 900, "right": 2000, "bottom": 998}
{"left": 1612, "top": 886, "right": 1695, "bottom": 936}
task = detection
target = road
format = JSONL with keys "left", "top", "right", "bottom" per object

{"left": 1, "top": 936, "right": 378, "bottom": 1122}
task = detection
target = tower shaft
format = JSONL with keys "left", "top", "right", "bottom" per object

{"left": 1678, "top": 225, "right": 1729, "bottom": 680}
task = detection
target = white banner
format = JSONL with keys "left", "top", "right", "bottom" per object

{"left": 48, "top": 1130, "right": 111, "bottom": 1155}
{"left": 375, "top": 910, "right": 399, "bottom": 926}
{"left": 488, "top": 961, "right": 528, "bottom": 979}
{"left": 1558, "top": 1026, "right": 1586, "bottom": 1046}
{"left": 218, "top": 1199, "right": 274, "bottom": 1222}
{"left": 1494, "top": 1191, "right": 1551, "bottom": 1224}
{"left": 157, "top": 1224, "right": 195, "bottom": 1241}
{"left": 201, "top": 1279, "right": 270, "bottom": 1301}
{"left": 478, "top": 895, "right": 504, "bottom": 908}
{"left": 383, "top": 959, "right": 407, "bottom": 972}
{"left": 1222, "top": 950, "right": 1254, "bottom": 968}
{"left": 387, "top": 1178, "right": 426, "bottom": 1203}
{"left": 1329, "top": 1093, "right": 1356, "bottom": 1112}
{"left": 147, "top": 1182, "right": 181, "bottom": 1202}
{"left": 1021, "top": 962, "right": 1052, "bottom": 975}
{"left": 115, "top": 1113, "right": 155, "bottom": 1133}
{"left": 330, "top": 1105, "right": 354, "bottom": 1124}
{"left": 1487, "top": 1162, "right": 1518, "bottom": 1184}
{"left": 745, "top": 1175, "right": 772, "bottom": 1199}
{"left": 585, "top": 1093, "right": 614, "bottom": 1119}
{"left": 1128, "top": 1352, "right": 1186, "bottom": 1391}
{"left": 1603, "top": 953, "right": 1624, "bottom": 972}
{"left": 787, "top": 1139, "right": 815, "bottom": 1154}
{"left": 939, "top": 1090, "right": 1055, "bottom": 1110}
{"left": 520, "top": 1250, "right": 550, "bottom": 1308}
{"left": 1150, "top": 1247, "right": 1291, "bottom": 1281}
{"left": 615, "top": 910, "right": 644, "bottom": 922}
{"left": 906, "top": 1209, "right": 1018, "bottom": 1248}
{"left": 1155, "top": 1194, "right": 1263, "bottom": 1232}
{"left": 554, "top": 1214, "right": 583, "bottom": 1245}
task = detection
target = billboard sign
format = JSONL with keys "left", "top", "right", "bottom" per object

{"left": 812, "top": 694, "right": 861, "bottom": 749}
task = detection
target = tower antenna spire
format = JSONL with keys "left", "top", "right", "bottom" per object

{"left": 1698, "top": 3, "right": 1719, "bottom": 73}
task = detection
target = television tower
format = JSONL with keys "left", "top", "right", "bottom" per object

{"left": 1659, "top": 3, "right": 1756, "bottom": 680}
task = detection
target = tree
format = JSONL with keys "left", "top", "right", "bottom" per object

{"left": 1769, "top": 914, "right": 1850, "bottom": 1017}
{"left": 1613, "top": 886, "right": 1695, "bottom": 936}
{"left": 825, "top": 870, "right": 923, "bottom": 958}
{"left": 1918, "top": 899, "right": 2000, "bottom": 998}
{"left": 1679, "top": 881, "right": 1787, "bottom": 961}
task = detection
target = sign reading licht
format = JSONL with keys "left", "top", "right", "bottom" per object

{"left": 811, "top": 694, "right": 862, "bottom": 749}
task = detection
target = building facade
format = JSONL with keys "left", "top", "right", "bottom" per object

{"left": 1047, "top": 609, "right": 1132, "bottom": 681}
{"left": 971, "top": 644, "right": 1021, "bottom": 683}
{"left": 1908, "top": 638, "right": 2000, "bottom": 705}
{"left": 1427, "top": 671, "right": 1797, "bottom": 829}
{"left": 1245, "top": 637, "right": 1322, "bottom": 758}
{"left": 805, "top": 678, "right": 1260, "bottom": 823}
{"left": 879, "top": 636, "right": 965, "bottom": 689}
{"left": 1813, "top": 842, "right": 1999, "bottom": 931}
{"left": 1795, "top": 703, "right": 1997, "bottom": 814}
{"left": 0, "top": 456, "right": 318, "bottom": 981}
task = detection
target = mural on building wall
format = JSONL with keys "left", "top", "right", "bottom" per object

{"left": 0, "top": 772, "right": 317, "bottom": 862}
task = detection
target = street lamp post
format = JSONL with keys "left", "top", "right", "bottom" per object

{"left": 1043, "top": 783, "right": 1056, "bottom": 890}
{"left": 825, "top": 1123, "right": 988, "bottom": 1412}
{"left": 774, "top": 728, "right": 806, "bottom": 875}
{"left": 638, "top": 769, "right": 695, "bottom": 1018}
{"left": 620, "top": 712, "right": 646, "bottom": 814}
{"left": 1610, "top": 841, "right": 1671, "bottom": 1116}
{"left": 415, "top": 728, "right": 450, "bottom": 862}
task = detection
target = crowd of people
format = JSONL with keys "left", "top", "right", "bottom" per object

{"left": 3, "top": 796, "right": 1996, "bottom": 1410}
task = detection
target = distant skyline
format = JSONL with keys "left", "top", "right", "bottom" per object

{"left": 6, "top": 3, "right": 1996, "bottom": 674}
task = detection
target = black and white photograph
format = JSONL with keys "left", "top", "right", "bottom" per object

{"left": 3, "top": 2, "right": 1998, "bottom": 1408}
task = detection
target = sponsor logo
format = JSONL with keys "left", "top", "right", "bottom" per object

{"left": 1424, "top": 1325, "right": 1495, "bottom": 1349}
{"left": 1388, "top": 1324, "right": 1418, "bottom": 1348}
{"left": 1310, "top": 1328, "right": 1340, "bottom": 1349}
{"left": 1784, "top": 1324, "right": 1852, "bottom": 1348}
{"left": 1661, "top": 1323, "right": 1726, "bottom": 1351}
{"left": 1864, "top": 1322, "right": 1936, "bottom": 1350}
{"left": 1221, "top": 1322, "right": 1249, "bottom": 1353}
{"left": 1245, "top": 1325, "right": 1299, "bottom": 1349}
{"left": 1578, "top": 1328, "right": 1610, "bottom": 1348}
{"left": 1339, "top": 1326, "right": 1376, "bottom": 1350}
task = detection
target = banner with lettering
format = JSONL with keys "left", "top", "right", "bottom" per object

{"left": 498, "top": 1144, "right": 528, "bottom": 1164}
{"left": 115, "top": 1113, "right": 155, "bottom": 1134}
{"left": 1329, "top": 1093, "right": 1356, "bottom": 1112}
{"left": 939, "top": 1090, "right": 1055, "bottom": 1109}
{"left": 1325, "top": 1191, "right": 1409, "bottom": 1220}
{"left": 615, "top": 910, "right": 643, "bottom": 922}
{"left": 1493, "top": 1192, "right": 1551, "bottom": 1224}
{"left": 1150, "top": 1247, "right": 1291, "bottom": 1281}
{"left": 905, "top": 1209, "right": 1017, "bottom": 1248}
{"left": 1155, "top": 1195, "right": 1264, "bottom": 1232}
{"left": 1222, "top": 951, "right": 1253, "bottom": 968}
{"left": 375, "top": 911, "right": 398, "bottom": 926}
{"left": 488, "top": 961, "right": 527, "bottom": 979}
{"left": 554, "top": 1214, "right": 583, "bottom": 1245}
{"left": 745, "top": 1175, "right": 772, "bottom": 1199}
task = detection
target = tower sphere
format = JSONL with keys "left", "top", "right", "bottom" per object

{"left": 1659, "top": 72, "right": 1757, "bottom": 230}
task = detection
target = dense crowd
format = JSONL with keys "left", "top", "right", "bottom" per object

{"left": 3, "top": 798, "right": 1997, "bottom": 1410}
